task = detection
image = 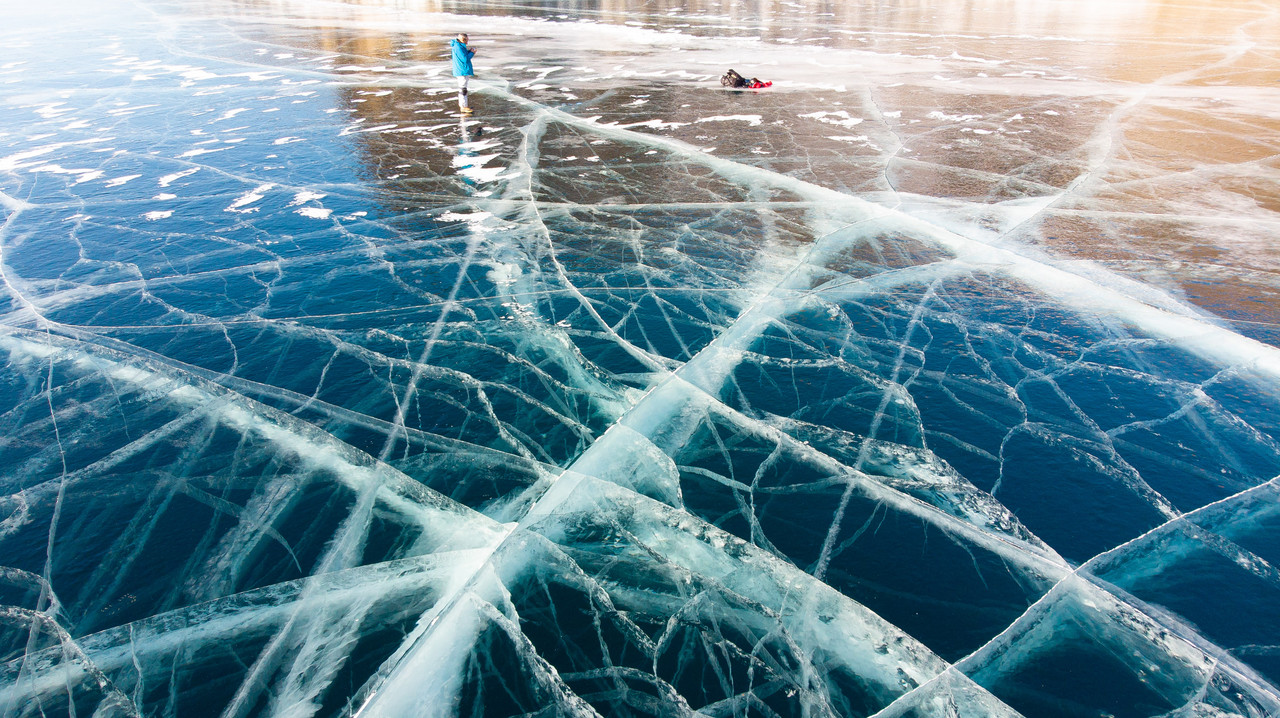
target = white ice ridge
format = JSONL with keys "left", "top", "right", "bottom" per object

{"left": 1083, "top": 477, "right": 1280, "bottom": 588}
{"left": 882, "top": 498, "right": 1280, "bottom": 716}
{"left": 0, "top": 189, "right": 34, "bottom": 270}
{"left": 505, "top": 239, "right": 1059, "bottom": 565}
{"left": 489, "top": 90, "right": 1280, "bottom": 385}
{"left": 890, "top": 478, "right": 1280, "bottom": 718}
{"left": 337, "top": 83, "right": 1280, "bottom": 713}
{"left": 0, "top": 190, "right": 34, "bottom": 213}
{"left": 0, "top": 552, "right": 501, "bottom": 709}
{"left": 0, "top": 219, "right": 623, "bottom": 482}
{"left": 330, "top": 171, "right": 1023, "bottom": 716}
{"left": 321, "top": 116, "right": 1049, "bottom": 717}
{"left": 0, "top": 328, "right": 519, "bottom": 714}
{"left": 0, "top": 330, "right": 504, "bottom": 549}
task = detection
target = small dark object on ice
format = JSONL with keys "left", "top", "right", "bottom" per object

{"left": 720, "top": 69, "right": 772, "bottom": 89}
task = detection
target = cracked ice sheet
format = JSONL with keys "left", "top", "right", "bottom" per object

{"left": 0, "top": 328, "right": 514, "bottom": 716}
{"left": 3, "top": 0, "right": 1280, "bottom": 716}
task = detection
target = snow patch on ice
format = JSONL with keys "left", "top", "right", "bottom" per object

{"left": 618, "top": 118, "right": 689, "bottom": 130}
{"left": 828, "top": 135, "right": 879, "bottom": 150}
{"left": 226, "top": 184, "right": 274, "bottom": 213}
{"left": 288, "top": 191, "right": 327, "bottom": 206}
{"left": 178, "top": 147, "right": 230, "bottom": 158}
{"left": 158, "top": 168, "right": 199, "bottom": 187}
{"left": 800, "top": 110, "right": 865, "bottom": 128}
{"left": 695, "top": 115, "right": 763, "bottom": 126}
{"left": 928, "top": 110, "right": 983, "bottom": 122}
{"left": 28, "top": 164, "right": 104, "bottom": 184}
{"left": 214, "top": 108, "right": 250, "bottom": 122}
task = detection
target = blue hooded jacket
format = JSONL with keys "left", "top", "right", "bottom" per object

{"left": 451, "top": 38, "right": 475, "bottom": 77}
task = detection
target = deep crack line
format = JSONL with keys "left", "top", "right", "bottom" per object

{"left": 478, "top": 81, "right": 1280, "bottom": 387}
{"left": 345, "top": 126, "right": 1025, "bottom": 718}
{"left": 814, "top": 281, "right": 939, "bottom": 582}
{"left": 448, "top": 83, "right": 1280, "bottom": 714}
{"left": 876, "top": 477, "right": 1280, "bottom": 717}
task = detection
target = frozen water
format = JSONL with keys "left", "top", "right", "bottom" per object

{"left": 2, "top": 0, "right": 1280, "bottom": 715}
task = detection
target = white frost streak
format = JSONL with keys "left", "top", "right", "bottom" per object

{"left": 695, "top": 114, "right": 763, "bottom": 126}
{"left": 800, "top": 110, "right": 864, "bottom": 128}
{"left": 157, "top": 168, "right": 199, "bottom": 187}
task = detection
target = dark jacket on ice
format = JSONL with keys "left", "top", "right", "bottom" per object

{"left": 721, "top": 68, "right": 771, "bottom": 89}
{"left": 451, "top": 38, "right": 475, "bottom": 77}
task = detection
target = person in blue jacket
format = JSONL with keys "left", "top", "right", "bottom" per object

{"left": 451, "top": 33, "right": 476, "bottom": 114}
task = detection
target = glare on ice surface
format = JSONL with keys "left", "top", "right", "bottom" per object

{"left": 2, "top": 0, "right": 1280, "bottom": 716}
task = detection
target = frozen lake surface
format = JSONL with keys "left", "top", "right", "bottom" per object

{"left": 2, "top": 0, "right": 1280, "bottom": 715}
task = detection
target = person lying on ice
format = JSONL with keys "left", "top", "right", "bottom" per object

{"left": 720, "top": 69, "right": 772, "bottom": 89}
